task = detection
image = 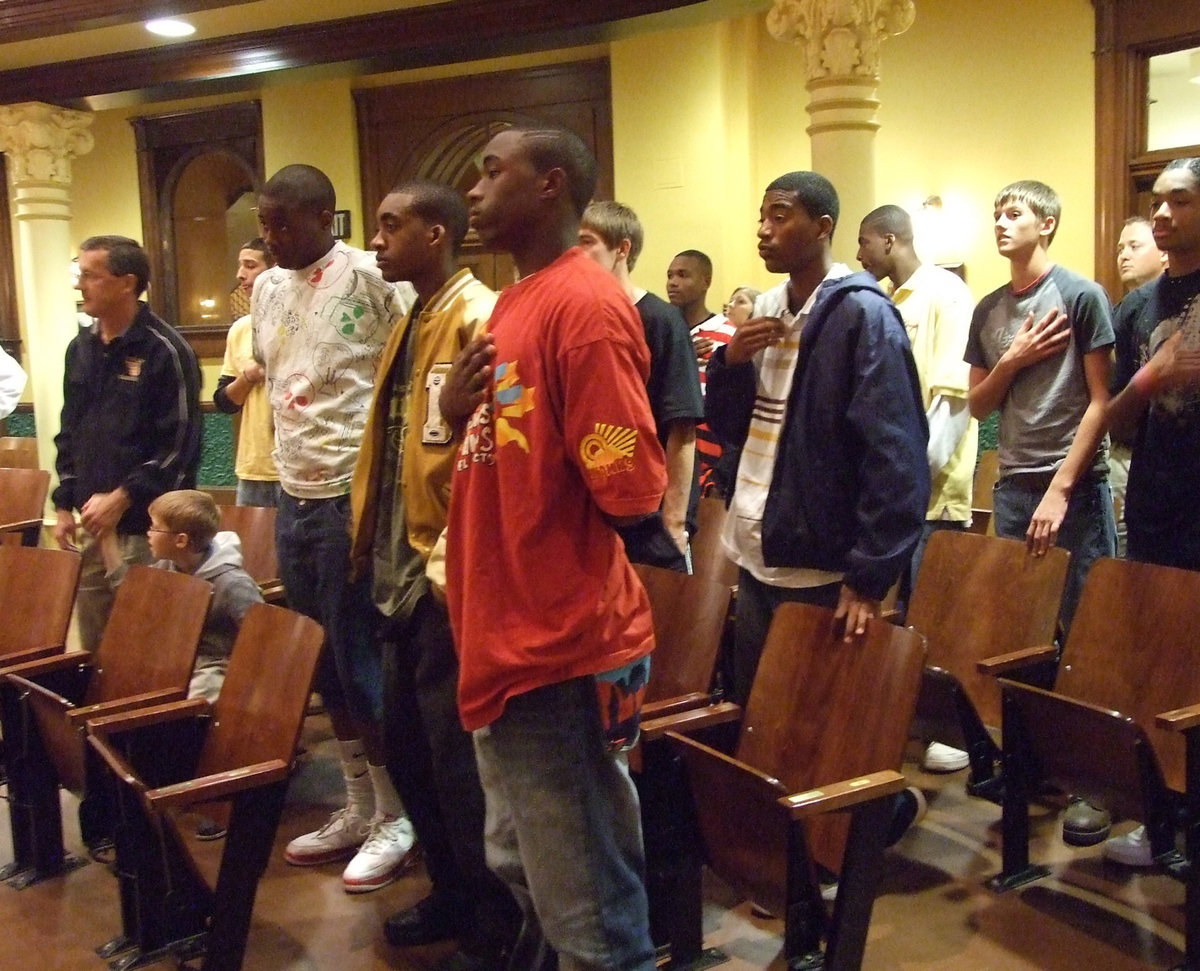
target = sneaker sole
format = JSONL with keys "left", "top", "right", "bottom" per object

{"left": 342, "top": 849, "right": 420, "bottom": 894}
{"left": 285, "top": 845, "right": 362, "bottom": 867}
{"left": 922, "top": 756, "right": 969, "bottom": 773}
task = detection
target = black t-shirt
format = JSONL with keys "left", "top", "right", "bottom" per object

{"left": 1112, "top": 268, "right": 1200, "bottom": 568}
{"left": 635, "top": 292, "right": 704, "bottom": 446}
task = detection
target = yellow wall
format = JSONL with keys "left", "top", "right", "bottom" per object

{"left": 54, "top": 0, "right": 1099, "bottom": 334}
{"left": 876, "top": 0, "right": 1097, "bottom": 300}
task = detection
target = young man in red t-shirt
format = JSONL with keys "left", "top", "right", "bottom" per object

{"left": 441, "top": 124, "right": 665, "bottom": 971}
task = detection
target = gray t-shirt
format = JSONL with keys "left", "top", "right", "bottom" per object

{"left": 965, "top": 264, "right": 1114, "bottom": 475}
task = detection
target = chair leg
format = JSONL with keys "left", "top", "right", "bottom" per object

{"left": 987, "top": 690, "right": 1048, "bottom": 892}
{"left": 782, "top": 821, "right": 826, "bottom": 968}
{"left": 2, "top": 699, "right": 67, "bottom": 886}
{"left": 821, "top": 795, "right": 896, "bottom": 971}
{"left": 199, "top": 783, "right": 289, "bottom": 971}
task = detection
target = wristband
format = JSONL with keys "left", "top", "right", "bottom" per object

{"left": 1130, "top": 364, "right": 1156, "bottom": 398}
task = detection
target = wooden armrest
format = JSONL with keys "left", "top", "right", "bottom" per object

{"left": 67, "top": 688, "right": 190, "bottom": 727}
{"left": 86, "top": 734, "right": 144, "bottom": 788}
{"left": 0, "top": 650, "right": 88, "bottom": 682}
{"left": 667, "top": 730, "right": 789, "bottom": 804}
{"left": 0, "top": 518, "right": 42, "bottom": 533}
{"left": 1157, "top": 704, "right": 1200, "bottom": 733}
{"left": 0, "top": 645, "right": 64, "bottom": 669}
{"left": 145, "top": 759, "right": 291, "bottom": 811}
{"left": 780, "top": 770, "right": 906, "bottom": 820}
{"left": 880, "top": 608, "right": 901, "bottom": 624}
{"left": 86, "top": 698, "right": 210, "bottom": 738}
{"left": 976, "top": 644, "right": 1057, "bottom": 675}
{"left": 6, "top": 673, "right": 72, "bottom": 710}
{"left": 641, "top": 701, "right": 742, "bottom": 741}
{"left": 642, "top": 693, "right": 711, "bottom": 720}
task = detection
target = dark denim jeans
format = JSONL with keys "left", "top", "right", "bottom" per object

{"left": 276, "top": 492, "right": 382, "bottom": 720}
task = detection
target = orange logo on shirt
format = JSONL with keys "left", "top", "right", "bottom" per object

{"left": 580, "top": 423, "right": 637, "bottom": 477}
{"left": 494, "top": 360, "right": 536, "bottom": 453}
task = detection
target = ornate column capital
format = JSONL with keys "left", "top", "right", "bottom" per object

{"left": 767, "top": 0, "right": 916, "bottom": 82}
{"left": 0, "top": 101, "right": 94, "bottom": 186}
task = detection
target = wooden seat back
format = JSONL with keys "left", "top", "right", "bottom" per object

{"left": 972, "top": 449, "right": 1000, "bottom": 536}
{"left": 24, "top": 565, "right": 210, "bottom": 793}
{"left": 192, "top": 602, "right": 323, "bottom": 786}
{"left": 690, "top": 495, "right": 738, "bottom": 589}
{"left": 0, "top": 546, "right": 81, "bottom": 662}
{"left": 736, "top": 603, "right": 926, "bottom": 877}
{"left": 1054, "top": 557, "right": 1200, "bottom": 795}
{"left": 0, "top": 436, "right": 40, "bottom": 470}
{"left": 908, "top": 530, "right": 1069, "bottom": 729}
{"left": 636, "top": 563, "right": 732, "bottom": 704}
{"left": 217, "top": 504, "right": 283, "bottom": 601}
{"left": 0, "top": 466, "right": 49, "bottom": 545}
{"left": 86, "top": 565, "right": 211, "bottom": 707}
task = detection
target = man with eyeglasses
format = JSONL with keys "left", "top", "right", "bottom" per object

{"left": 53, "top": 235, "right": 202, "bottom": 653}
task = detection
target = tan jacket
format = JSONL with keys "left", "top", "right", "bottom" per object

{"left": 350, "top": 269, "right": 496, "bottom": 587}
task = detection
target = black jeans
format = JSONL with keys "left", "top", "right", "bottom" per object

{"left": 379, "top": 593, "right": 521, "bottom": 955}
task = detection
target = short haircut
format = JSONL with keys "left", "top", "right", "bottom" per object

{"left": 673, "top": 249, "right": 713, "bottom": 280}
{"left": 581, "top": 201, "right": 645, "bottom": 269}
{"left": 510, "top": 124, "right": 598, "bottom": 218}
{"left": 861, "top": 204, "right": 913, "bottom": 242}
{"left": 261, "top": 164, "right": 336, "bottom": 212}
{"left": 994, "top": 180, "right": 1061, "bottom": 246}
{"left": 390, "top": 179, "right": 471, "bottom": 255}
{"left": 148, "top": 489, "right": 220, "bottom": 552}
{"left": 765, "top": 171, "right": 840, "bottom": 237}
{"left": 1122, "top": 215, "right": 1153, "bottom": 231}
{"left": 79, "top": 236, "right": 150, "bottom": 297}
{"left": 241, "top": 237, "right": 275, "bottom": 266}
{"left": 1163, "top": 157, "right": 1200, "bottom": 186}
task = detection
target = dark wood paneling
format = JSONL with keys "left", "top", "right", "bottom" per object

{"left": 0, "top": 157, "right": 20, "bottom": 364}
{"left": 0, "top": 0, "right": 704, "bottom": 108}
{"left": 0, "top": 0, "right": 247, "bottom": 43}
{"left": 355, "top": 59, "right": 613, "bottom": 293}
{"left": 1093, "top": 0, "right": 1200, "bottom": 298}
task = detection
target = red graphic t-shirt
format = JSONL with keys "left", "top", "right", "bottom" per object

{"left": 447, "top": 248, "right": 667, "bottom": 731}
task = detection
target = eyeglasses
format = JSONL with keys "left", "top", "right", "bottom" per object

{"left": 147, "top": 527, "right": 177, "bottom": 534}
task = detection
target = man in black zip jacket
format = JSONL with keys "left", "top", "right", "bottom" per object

{"left": 53, "top": 235, "right": 201, "bottom": 652}
{"left": 706, "top": 172, "right": 929, "bottom": 705}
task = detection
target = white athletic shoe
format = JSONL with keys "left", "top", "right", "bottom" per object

{"left": 285, "top": 807, "right": 373, "bottom": 867}
{"left": 1103, "top": 825, "right": 1155, "bottom": 868}
{"left": 342, "top": 814, "right": 419, "bottom": 893}
{"left": 922, "top": 742, "right": 969, "bottom": 773}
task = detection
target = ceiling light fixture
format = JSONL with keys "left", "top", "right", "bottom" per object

{"left": 145, "top": 18, "right": 196, "bottom": 38}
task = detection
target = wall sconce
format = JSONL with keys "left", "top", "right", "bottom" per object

{"left": 1190, "top": 49, "right": 1200, "bottom": 85}
{"left": 199, "top": 297, "right": 217, "bottom": 321}
{"left": 914, "top": 194, "right": 967, "bottom": 277}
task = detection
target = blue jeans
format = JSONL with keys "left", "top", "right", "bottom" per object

{"left": 473, "top": 676, "right": 655, "bottom": 971}
{"left": 235, "top": 478, "right": 280, "bottom": 508}
{"left": 276, "top": 492, "right": 382, "bottom": 721}
{"left": 992, "top": 475, "right": 1116, "bottom": 635}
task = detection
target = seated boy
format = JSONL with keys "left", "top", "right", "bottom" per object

{"left": 100, "top": 489, "right": 264, "bottom": 702}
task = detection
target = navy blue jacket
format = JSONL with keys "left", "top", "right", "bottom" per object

{"left": 706, "top": 272, "right": 929, "bottom": 600}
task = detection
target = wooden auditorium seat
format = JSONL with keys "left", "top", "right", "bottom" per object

{"left": 0, "top": 565, "right": 210, "bottom": 887}
{"left": 690, "top": 494, "right": 738, "bottom": 589}
{"left": 0, "top": 436, "right": 40, "bottom": 470}
{"left": 970, "top": 448, "right": 1000, "bottom": 536}
{"left": 0, "top": 545, "right": 81, "bottom": 666}
{"left": 217, "top": 504, "right": 284, "bottom": 604}
{"left": 87, "top": 603, "right": 324, "bottom": 971}
{"left": 0, "top": 466, "right": 49, "bottom": 547}
{"left": 635, "top": 562, "right": 734, "bottom": 714}
{"left": 663, "top": 603, "right": 927, "bottom": 970}
{"left": 907, "top": 530, "right": 1069, "bottom": 798}
{"left": 986, "top": 557, "right": 1200, "bottom": 967}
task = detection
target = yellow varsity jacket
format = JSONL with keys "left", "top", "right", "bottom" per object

{"left": 350, "top": 269, "right": 496, "bottom": 585}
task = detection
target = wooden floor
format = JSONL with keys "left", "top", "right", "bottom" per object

{"left": 0, "top": 714, "right": 1185, "bottom": 970}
